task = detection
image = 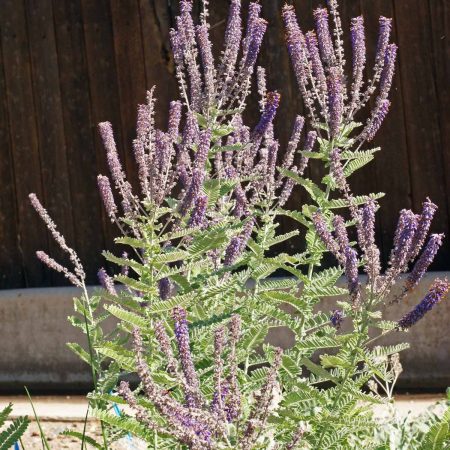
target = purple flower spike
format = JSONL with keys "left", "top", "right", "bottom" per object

{"left": 378, "top": 44, "right": 397, "bottom": 102}
{"left": 344, "top": 246, "right": 360, "bottom": 306}
{"left": 409, "top": 197, "right": 438, "bottom": 261}
{"left": 243, "top": 2, "right": 263, "bottom": 58}
{"left": 97, "top": 175, "right": 118, "bottom": 221}
{"left": 158, "top": 277, "right": 173, "bottom": 301}
{"left": 333, "top": 215, "right": 349, "bottom": 255}
{"left": 312, "top": 212, "right": 342, "bottom": 263}
{"left": 305, "top": 32, "right": 328, "bottom": 103}
{"left": 36, "top": 251, "right": 81, "bottom": 287}
{"left": 252, "top": 92, "right": 280, "bottom": 141}
{"left": 179, "top": 169, "right": 204, "bottom": 216}
{"left": 221, "top": 0, "right": 242, "bottom": 80}
{"left": 349, "top": 16, "right": 366, "bottom": 114}
{"left": 375, "top": 17, "right": 393, "bottom": 68}
{"left": 330, "top": 309, "right": 344, "bottom": 329}
{"left": 224, "top": 236, "right": 243, "bottom": 267}
{"left": 243, "top": 17, "right": 267, "bottom": 73}
{"left": 281, "top": 115, "right": 305, "bottom": 172}
{"left": 327, "top": 67, "right": 344, "bottom": 138}
{"left": 330, "top": 148, "right": 346, "bottom": 191}
{"left": 360, "top": 200, "right": 381, "bottom": 282}
{"left": 361, "top": 99, "right": 390, "bottom": 142}
{"left": 172, "top": 306, "right": 202, "bottom": 408}
{"left": 98, "top": 267, "right": 117, "bottom": 296}
{"left": 388, "top": 209, "right": 418, "bottom": 275}
{"left": 188, "top": 195, "right": 208, "bottom": 228}
{"left": 406, "top": 234, "right": 444, "bottom": 291}
{"left": 194, "top": 129, "right": 212, "bottom": 170}
{"left": 313, "top": 7, "right": 335, "bottom": 67}
{"left": 167, "top": 101, "right": 182, "bottom": 141}
{"left": 196, "top": 25, "right": 215, "bottom": 102}
{"left": 397, "top": 278, "right": 450, "bottom": 330}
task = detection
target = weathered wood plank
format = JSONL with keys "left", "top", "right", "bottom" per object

{"left": 81, "top": 0, "right": 123, "bottom": 259}
{"left": 52, "top": 0, "right": 105, "bottom": 283}
{"left": 0, "top": 38, "right": 23, "bottom": 288}
{"left": 393, "top": 0, "right": 450, "bottom": 267}
{"left": 25, "top": 0, "right": 76, "bottom": 285}
{"left": 110, "top": 0, "right": 147, "bottom": 190}
{"left": 0, "top": 0, "right": 49, "bottom": 286}
{"left": 428, "top": 0, "right": 450, "bottom": 271}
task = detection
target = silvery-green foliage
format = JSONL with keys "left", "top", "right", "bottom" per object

{"left": 28, "top": 0, "right": 450, "bottom": 449}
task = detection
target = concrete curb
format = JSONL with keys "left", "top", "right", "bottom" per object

{"left": 0, "top": 272, "right": 449, "bottom": 392}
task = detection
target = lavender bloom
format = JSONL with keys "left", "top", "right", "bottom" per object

{"left": 36, "top": 251, "right": 81, "bottom": 287}
{"left": 167, "top": 101, "right": 182, "bottom": 141}
{"left": 98, "top": 267, "right": 117, "bottom": 296}
{"left": 196, "top": 25, "right": 216, "bottom": 103}
{"left": 256, "top": 66, "right": 268, "bottom": 111}
{"left": 97, "top": 175, "right": 118, "bottom": 221}
{"left": 360, "top": 99, "right": 390, "bottom": 142}
{"left": 349, "top": 16, "right": 366, "bottom": 114}
{"left": 327, "top": 67, "right": 344, "bottom": 138}
{"left": 330, "top": 148, "right": 346, "bottom": 191}
{"left": 220, "top": 0, "right": 241, "bottom": 82}
{"left": 242, "top": 2, "right": 263, "bottom": 59}
{"left": 188, "top": 195, "right": 208, "bottom": 228}
{"left": 252, "top": 92, "right": 280, "bottom": 141}
{"left": 283, "top": 6, "right": 317, "bottom": 123}
{"left": 278, "top": 176, "right": 296, "bottom": 207}
{"left": 305, "top": 32, "right": 328, "bottom": 105}
{"left": 375, "top": 17, "right": 393, "bottom": 68}
{"left": 224, "top": 236, "right": 243, "bottom": 267}
{"left": 345, "top": 246, "right": 360, "bottom": 306}
{"left": 378, "top": 44, "right": 397, "bottom": 102}
{"left": 313, "top": 8, "right": 335, "bottom": 67}
{"left": 330, "top": 309, "right": 344, "bottom": 329}
{"left": 333, "top": 215, "right": 349, "bottom": 258}
{"left": 158, "top": 277, "right": 173, "bottom": 300}
{"left": 226, "top": 314, "right": 241, "bottom": 422}
{"left": 360, "top": 200, "right": 381, "bottom": 282}
{"left": 397, "top": 278, "right": 450, "bottom": 330}
{"left": 406, "top": 234, "right": 444, "bottom": 291}
{"left": 130, "top": 327, "right": 209, "bottom": 447}
{"left": 243, "top": 18, "right": 267, "bottom": 73}
{"left": 211, "top": 326, "right": 225, "bottom": 416}
{"left": 194, "top": 129, "right": 212, "bottom": 170}
{"left": 172, "top": 306, "right": 202, "bottom": 408}
{"left": 387, "top": 209, "right": 418, "bottom": 276}
{"left": 179, "top": 169, "right": 204, "bottom": 216}
{"left": 409, "top": 197, "right": 438, "bottom": 261}
{"left": 241, "top": 347, "right": 283, "bottom": 448}
{"left": 286, "top": 425, "right": 306, "bottom": 450}
{"left": 154, "top": 321, "right": 178, "bottom": 374}
{"left": 281, "top": 115, "right": 305, "bottom": 172}
{"left": 177, "top": 6, "right": 202, "bottom": 111}
{"left": 312, "top": 212, "right": 342, "bottom": 262}
{"left": 29, "top": 193, "right": 85, "bottom": 280}
{"left": 98, "top": 122, "right": 134, "bottom": 213}
{"left": 225, "top": 166, "right": 247, "bottom": 217}
{"left": 298, "top": 131, "right": 317, "bottom": 175}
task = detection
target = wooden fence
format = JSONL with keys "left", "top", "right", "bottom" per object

{"left": 0, "top": 0, "right": 448, "bottom": 288}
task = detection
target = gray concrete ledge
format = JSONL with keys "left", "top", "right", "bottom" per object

{"left": 0, "top": 273, "right": 449, "bottom": 392}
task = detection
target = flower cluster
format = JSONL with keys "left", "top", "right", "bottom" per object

{"left": 118, "top": 309, "right": 296, "bottom": 449}
{"left": 282, "top": 3, "right": 396, "bottom": 143}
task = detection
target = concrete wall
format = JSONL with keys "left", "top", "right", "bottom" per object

{"left": 1, "top": 273, "right": 449, "bottom": 393}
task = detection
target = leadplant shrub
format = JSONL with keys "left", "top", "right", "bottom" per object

{"left": 29, "top": 0, "right": 449, "bottom": 449}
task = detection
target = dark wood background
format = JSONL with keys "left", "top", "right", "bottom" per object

{"left": 0, "top": 0, "right": 448, "bottom": 288}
